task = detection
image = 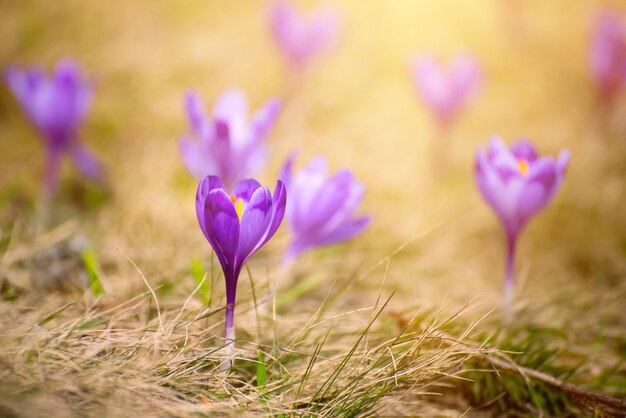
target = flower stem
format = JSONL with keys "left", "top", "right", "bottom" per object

{"left": 224, "top": 302, "right": 235, "bottom": 342}
{"left": 221, "top": 271, "right": 239, "bottom": 372}
{"left": 503, "top": 232, "right": 517, "bottom": 317}
{"left": 43, "top": 149, "right": 62, "bottom": 201}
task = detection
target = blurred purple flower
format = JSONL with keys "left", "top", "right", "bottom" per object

{"left": 590, "top": 10, "right": 626, "bottom": 101}
{"left": 4, "top": 59, "right": 104, "bottom": 199}
{"left": 269, "top": 1, "right": 340, "bottom": 70}
{"left": 196, "top": 175, "right": 286, "bottom": 343}
{"left": 411, "top": 54, "right": 481, "bottom": 130}
{"left": 280, "top": 155, "right": 370, "bottom": 262}
{"left": 180, "top": 90, "right": 281, "bottom": 190}
{"left": 475, "top": 136, "right": 569, "bottom": 305}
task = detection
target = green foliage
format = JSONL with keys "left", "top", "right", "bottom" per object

{"left": 190, "top": 258, "right": 211, "bottom": 306}
{"left": 76, "top": 318, "right": 108, "bottom": 329}
{"left": 465, "top": 324, "right": 582, "bottom": 416}
{"left": 82, "top": 248, "right": 104, "bottom": 297}
{"left": 37, "top": 303, "right": 73, "bottom": 326}
{"left": 256, "top": 350, "right": 267, "bottom": 390}
{"left": 276, "top": 273, "right": 326, "bottom": 312}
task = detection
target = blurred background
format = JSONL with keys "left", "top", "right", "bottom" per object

{"left": 0, "top": 0, "right": 625, "bottom": 382}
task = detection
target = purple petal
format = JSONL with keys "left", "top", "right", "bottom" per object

{"left": 214, "top": 119, "right": 230, "bottom": 140}
{"left": 211, "top": 134, "right": 238, "bottom": 188}
{"left": 196, "top": 175, "right": 226, "bottom": 243}
{"left": 516, "top": 182, "right": 550, "bottom": 227}
{"left": 237, "top": 186, "right": 273, "bottom": 263}
{"left": 232, "top": 178, "right": 262, "bottom": 203}
{"left": 202, "top": 189, "right": 240, "bottom": 273}
{"left": 412, "top": 56, "right": 451, "bottom": 120}
{"left": 54, "top": 59, "right": 92, "bottom": 117}
{"left": 251, "top": 97, "right": 281, "bottom": 139}
{"left": 510, "top": 139, "right": 539, "bottom": 162}
{"left": 261, "top": 179, "right": 287, "bottom": 246}
{"left": 487, "top": 137, "right": 521, "bottom": 180}
{"left": 290, "top": 156, "right": 328, "bottom": 227}
{"left": 526, "top": 157, "right": 557, "bottom": 193}
{"left": 4, "top": 66, "right": 44, "bottom": 116}
{"left": 556, "top": 150, "right": 570, "bottom": 176}
{"left": 278, "top": 151, "right": 298, "bottom": 189}
{"left": 27, "top": 61, "right": 91, "bottom": 147}
{"left": 269, "top": 1, "right": 339, "bottom": 68}
{"left": 411, "top": 54, "right": 481, "bottom": 125}
{"left": 238, "top": 144, "right": 267, "bottom": 180}
{"left": 180, "top": 136, "right": 217, "bottom": 180}
{"left": 213, "top": 90, "right": 248, "bottom": 125}
{"left": 309, "top": 7, "right": 340, "bottom": 53}
{"left": 284, "top": 157, "right": 368, "bottom": 257}
{"left": 185, "top": 91, "right": 211, "bottom": 137}
{"left": 197, "top": 175, "right": 226, "bottom": 201}
{"left": 451, "top": 55, "right": 481, "bottom": 98}
{"left": 590, "top": 10, "right": 626, "bottom": 92}
{"left": 286, "top": 214, "right": 369, "bottom": 261}
{"left": 297, "top": 170, "right": 362, "bottom": 235}
{"left": 475, "top": 147, "right": 524, "bottom": 235}
{"left": 475, "top": 137, "right": 569, "bottom": 239}
{"left": 315, "top": 215, "right": 370, "bottom": 247}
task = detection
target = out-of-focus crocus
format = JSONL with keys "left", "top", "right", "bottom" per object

{"left": 280, "top": 155, "right": 370, "bottom": 262}
{"left": 475, "top": 137, "right": 569, "bottom": 306}
{"left": 411, "top": 54, "right": 481, "bottom": 131}
{"left": 268, "top": 1, "right": 340, "bottom": 70}
{"left": 196, "top": 176, "right": 286, "bottom": 343}
{"left": 4, "top": 60, "right": 104, "bottom": 199}
{"left": 590, "top": 10, "right": 626, "bottom": 102}
{"left": 180, "top": 90, "right": 281, "bottom": 190}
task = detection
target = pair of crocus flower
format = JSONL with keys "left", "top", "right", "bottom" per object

{"left": 269, "top": 2, "right": 482, "bottom": 128}
{"left": 4, "top": 60, "right": 105, "bottom": 199}
{"left": 195, "top": 166, "right": 369, "bottom": 342}
{"left": 181, "top": 90, "right": 370, "bottom": 259}
{"left": 187, "top": 92, "right": 370, "bottom": 342}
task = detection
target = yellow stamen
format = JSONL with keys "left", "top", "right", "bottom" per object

{"left": 230, "top": 195, "right": 243, "bottom": 220}
{"left": 517, "top": 159, "right": 529, "bottom": 175}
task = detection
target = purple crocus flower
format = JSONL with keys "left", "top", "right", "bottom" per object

{"left": 196, "top": 175, "right": 286, "bottom": 343}
{"left": 268, "top": 1, "right": 340, "bottom": 70}
{"left": 180, "top": 90, "right": 281, "bottom": 190}
{"left": 4, "top": 60, "right": 104, "bottom": 199}
{"left": 475, "top": 137, "right": 569, "bottom": 306}
{"left": 411, "top": 54, "right": 481, "bottom": 131}
{"left": 280, "top": 155, "right": 370, "bottom": 262}
{"left": 590, "top": 10, "right": 626, "bottom": 102}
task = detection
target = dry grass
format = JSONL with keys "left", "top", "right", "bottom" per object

{"left": 0, "top": 255, "right": 488, "bottom": 417}
{"left": 1, "top": 0, "right": 626, "bottom": 416}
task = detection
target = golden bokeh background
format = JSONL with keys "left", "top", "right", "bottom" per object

{"left": 1, "top": 0, "right": 625, "bottom": 322}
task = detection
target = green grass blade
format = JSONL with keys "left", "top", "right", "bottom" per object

{"left": 190, "top": 258, "right": 210, "bottom": 305}
{"left": 82, "top": 249, "right": 104, "bottom": 297}
{"left": 257, "top": 350, "right": 267, "bottom": 389}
